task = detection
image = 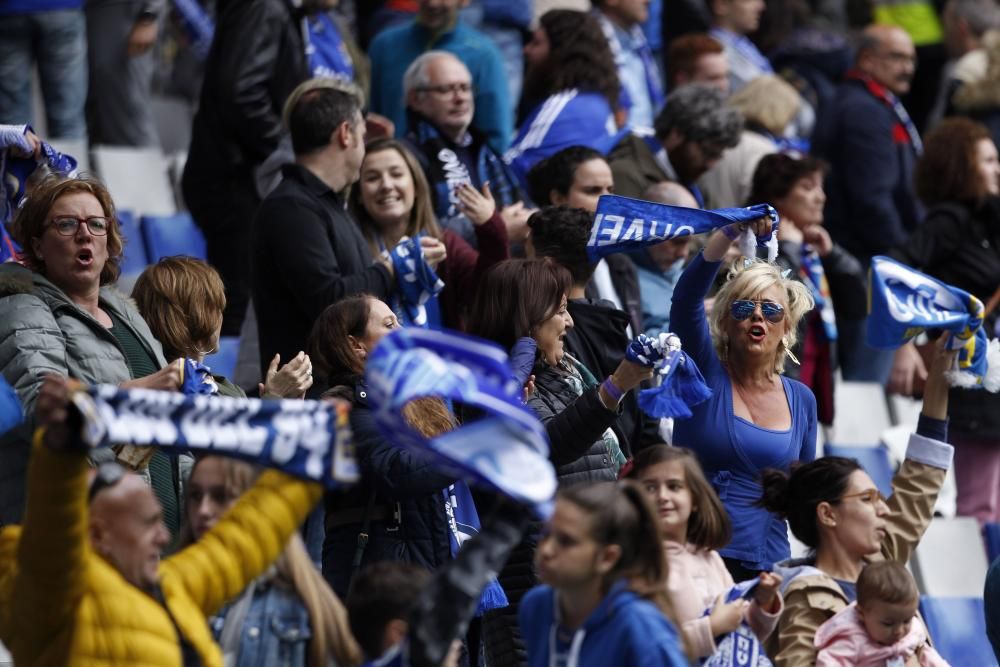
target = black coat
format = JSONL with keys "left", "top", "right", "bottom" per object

{"left": 183, "top": 0, "right": 308, "bottom": 199}
{"left": 890, "top": 198, "right": 1000, "bottom": 438}
{"left": 321, "top": 378, "right": 454, "bottom": 598}
{"left": 252, "top": 164, "right": 394, "bottom": 371}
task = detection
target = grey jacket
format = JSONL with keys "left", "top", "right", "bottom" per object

{"left": 0, "top": 263, "right": 167, "bottom": 524}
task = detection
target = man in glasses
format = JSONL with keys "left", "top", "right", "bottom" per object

{"left": 0, "top": 375, "right": 324, "bottom": 666}
{"left": 369, "top": 0, "right": 511, "bottom": 154}
{"left": 401, "top": 51, "right": 530, "bottom": 249}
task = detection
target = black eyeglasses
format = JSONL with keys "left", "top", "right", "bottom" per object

{"left": 730, "top": 299, "right": 785, "bottom": 323}
{"left": 418, "top": 82, "right": 475, "bottom": 97}
{"left": 48, "top": 216, "right": 110, "bottom": 236}
{"left": 88, "top": 461, "right": 126, "bottom": 503}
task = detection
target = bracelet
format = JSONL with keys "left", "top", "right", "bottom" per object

{"left": 600, "top": 376, "right": 624, "bottom": 405}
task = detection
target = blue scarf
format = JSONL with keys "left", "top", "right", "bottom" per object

{"left": 596, "top": 12, "right": 665, "bottom": 118}
{"left": 386, "top": 233, "right": 445, "bottom": 328}
{"left": 0, "top": 375, "right": 22, "bottom": 438}
{"left": 625, "top": 333, "right": 712, "bottom": 419}
{"left": 71, "top": 385, "right": 359, "bottom": 487}
{"left": 180, "top": 358, "right": 220, "bottom": 395}
{"left": 174, "top": 0, "right": 215, "bottom": 61}
{"left": 364, "top": 327, "right": 556, "bottom": 517}
{"left": 443, "top": 481, "right": 509, "bottom": 614}
{"left": 868, "top": 255, "right": 1000, "bottom": 391}
{"left": 699, "top": 577, "right": 772, "bottom": 666}
{"left": 304, "top": 12, "right": 355, "bottom": 81}
{"left": 3, "top": 124, "right": 77, "bottom": 224}
{"left": 801, "top": 249, "right": 837, "bottom": 342}
{"left": 709, "top": 28, "right": 774, "bottom": 76}
{"left": 587, "top": 194, "right": 779, "bottom": 262}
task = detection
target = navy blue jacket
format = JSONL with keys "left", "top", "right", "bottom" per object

{"left": 519, "top": 582, "right": 688, "bottom": 667}
{"left": 813, "top": 77, "right": 922, "bottom": 263}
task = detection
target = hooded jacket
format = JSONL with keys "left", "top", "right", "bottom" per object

{"left": 0, "top": 263, "right": 168, "bottom": 525}
{"left": 518, "top": 581, "right": 689, "bottom": 667}
{"left": 814, "top": 602, "right": 948, "bottom": 667}
{"left": 767, "top": 431, "right": 953, "bottom": 666}
{"left": 0, "top": 433, "right": 322, "bottom": 667}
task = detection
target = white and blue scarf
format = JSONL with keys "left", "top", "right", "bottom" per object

{"left": 625, "top": 333, "right": 712, "bottom": 419}
{"left": 386, "top": 233, "right": 445, "bottom": 328}
{"left": 596, "top": 12, "right": 665, "bottom": 119}
{"left": 587, "top": 194, "right": 779, "bottom": 262}
{"left": 304, "top": 12, "right": 355, "bottom": 81}
{"left": 868, "top": 255, "right": 1000, "bottom": 391}
{"left": 70, "top": 385, "right": 360, "bottom": 487}
{"left": 174, "top": 0, "right": 215, "bottom": 61}
{"left": 800, "top": 249, "right": 837, "bottom": 342}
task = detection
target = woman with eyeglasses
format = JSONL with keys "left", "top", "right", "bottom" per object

{"left": 760, "top": 338, "right": 956, "bottom": 665}
{"left": 668, "top": 218, "right": 817, "bottom": 583}
{"left": 0, "top": 175, "right": 184, "bottom": 531}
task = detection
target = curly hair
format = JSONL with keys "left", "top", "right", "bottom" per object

{"left": 709, "top": 259, "right": 815, "bottom": 373}
{"left": 522, "top": 10, "right": 620, "bottom": 111}
{"left": 654, "top": 83, "right": 743, "bottom": 147}
{"left": 12, "top": 173, "right": 124, "bottom": 286}
{"left": 915, "top": 117, "right": 994, "bottom": 206}
{"left": 748, "top": 153, "right": 828, "bottom": 204}
{"left": 526, "top": 206, "right": 596, "bottom": 286}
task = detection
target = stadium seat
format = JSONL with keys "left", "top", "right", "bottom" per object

{"left": 822, "top": 444, "right": 894, "bottom": 498}
{"left": 141, "top": 212, "right": 207, "bottom": 263}
{"left": 204, "top": 337, "right": 240, "bottom": 380}
{"left": 920, "top": 596, "right": 998, "bottom": 666}
{"left": 828, "top": 381, "right": 891, "bottom": 445}
{"left": 912, "top": 517, "right": 990, "bottom": 597}
{"left": 116, "top": 210, "right": 147, "bottom": 277}
{"left": 986, "top": 523, "right": 1000, "bottom": 565}
{"left": 91, "top": 145, "right": 176, "bottom": 217}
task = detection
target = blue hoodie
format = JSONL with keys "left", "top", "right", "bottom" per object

{"left": 519, "top": 582, "right": 689, "bottom": 667}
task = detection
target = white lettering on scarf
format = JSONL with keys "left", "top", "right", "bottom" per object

{"left": 437, "top": 148, "right": 472, "bottom": 217}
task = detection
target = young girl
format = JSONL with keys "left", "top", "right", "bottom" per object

{"left": 180, "top": 455, "right": 363, "bottom": 667}
{"left": 814, "top": 561, "right": 949, "bottom": 666}
{"left": 627, "top": 445, "right": 784, "bottom": 659}
{"left": 518, "top": 481, "right": 689, "bottom": 667}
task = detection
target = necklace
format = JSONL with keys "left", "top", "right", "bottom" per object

{"left": 732, "top": 377, "right": 778, "bottom": 425}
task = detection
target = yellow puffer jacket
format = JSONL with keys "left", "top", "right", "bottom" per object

{"left": 0, "top": 434, "right": 323, "bottom": 666}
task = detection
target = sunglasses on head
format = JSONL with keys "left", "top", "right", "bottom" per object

{"left": 88, "top": 461, "right": 126, "bottom": 503}
{"left": 730, "top": 299, "right": 785, "bottom": 323}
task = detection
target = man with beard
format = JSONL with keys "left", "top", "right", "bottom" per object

{"left": 607, "top": 83, "right": 743, "bottom": 204}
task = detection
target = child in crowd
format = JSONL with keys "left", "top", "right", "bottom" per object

{"left": 627, "top": 445, "right": 784, "bottom": 659}
{"left": 519, "top": 481, "right": 689, "bottom": 666}
{"left": 814, "top": 561, "right": 949, "bottom": 666}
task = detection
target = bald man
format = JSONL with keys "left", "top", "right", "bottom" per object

{"left": 631, "top": 181, "right": 698, "bottom": 336}
{"left": 0, "top": 375, "right": 323, "bottom": 666}
{"left": 812, "top": 24, "right": 921, "bottom": 384}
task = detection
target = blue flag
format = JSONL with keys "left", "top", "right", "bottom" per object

{"left": 365, "top": 327, "right": 557, "bottom": 518}
{"left": 71, "top": 385, "right": 359, "bottom": 487}
{"left": 587, "top": 194, "right": 778, "bottom": 262}
{"left": 868, "top": 255, "right": 1000, "bottom": 391}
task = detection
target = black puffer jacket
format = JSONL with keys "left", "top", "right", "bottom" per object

{"left": 321, "top": 377, "right": 454, "bottom": 598}
{"left": 484, "top": 359, "right": 622, "bottom": 667}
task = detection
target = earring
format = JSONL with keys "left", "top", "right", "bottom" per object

{"left": 782, "top": 338, "right": 800, "bottom": 365}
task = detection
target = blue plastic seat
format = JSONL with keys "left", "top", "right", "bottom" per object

{"left": 140, "top": 212, "right": 207, "bottom": 263}
{"left": 116, "top": 210, "right": 148, "bottom": 277}
{"left": 822, "top": 444, "right": 894, "bottom": 498}
{"left": 986, "top": 523, "right": 1000, "bottom": 565}
{"left": 203, "top": 336, "right": 240, "bottom": 381}
{"left": 920, "top": 596, "right": 998, "bottom": 666}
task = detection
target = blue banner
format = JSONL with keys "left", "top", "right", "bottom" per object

{"left": 72, "top": 385, "right": 358, "bottom": 488}
{"left": 365, "top": 328, "right": 557, "bottom": 518}
{"left": 587, "top": 194, "right": 778, "bottom": 262}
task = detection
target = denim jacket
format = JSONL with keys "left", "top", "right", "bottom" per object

{"left": 211, "top": 580, "right": 312, "bottom": 667}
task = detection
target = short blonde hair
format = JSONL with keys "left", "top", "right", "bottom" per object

{"left": 728, "top": 75, "right": 801, "bottom": 136}
{"left": 132, "top": 257, "right": 226, "bottom": 361}
{"left": 709, "top": 260, "right": 814, "bottom": 372}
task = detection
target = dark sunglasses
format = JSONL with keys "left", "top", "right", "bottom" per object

{"left": 730, "top": 299, "right": 785, "bottom": 323}
{"left": 88, "top": 461, "right": 126, "bottom": 503}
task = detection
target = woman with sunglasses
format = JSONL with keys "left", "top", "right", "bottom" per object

{"left": 760, "top": 339, "right": 956, "bottom": 665}
{"left": 0, "top": 175, "right": 183, "bottom": 530}
{"left": 668, "top": 218, "right": 817, "bottom": 582}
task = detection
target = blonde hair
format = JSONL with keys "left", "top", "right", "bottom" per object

{"left": 133, "top": 257, "right": 226, "bottom": 361}
{"left": 709, "top": 260, "right": 814, "bottom": 372}
{"left": 728, "top": 75, "right": 802, "bottom": 136}
{"left": 179, "top": 457, "right": 363, "bottom": 667}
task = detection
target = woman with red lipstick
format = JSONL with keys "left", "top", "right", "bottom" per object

{"left": 760, "top": 339, "right": 956, "bottom": 666}
{"left": 668, "top": 218, "right": 817, "bottom": 582}
{"left": 0, "top": 175, "right": 184, "bottom": 530}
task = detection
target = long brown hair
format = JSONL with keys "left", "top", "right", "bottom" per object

{"left": 12, "top": 173, "right": 124, "bottom": 285}
{"left": 308, "top": 294, "right": 455, "bottom": 437}
{"left": 348, "top": 138, "right": 443, "bottom": 259}
{"left": 179, "top": 456, "right": 363, "bottom": 667}
{"left": 626, "top": 445, "right": 731, "bottom": 551}
{"left": 915, "top": 117, "right": 995, "bottom": 206}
